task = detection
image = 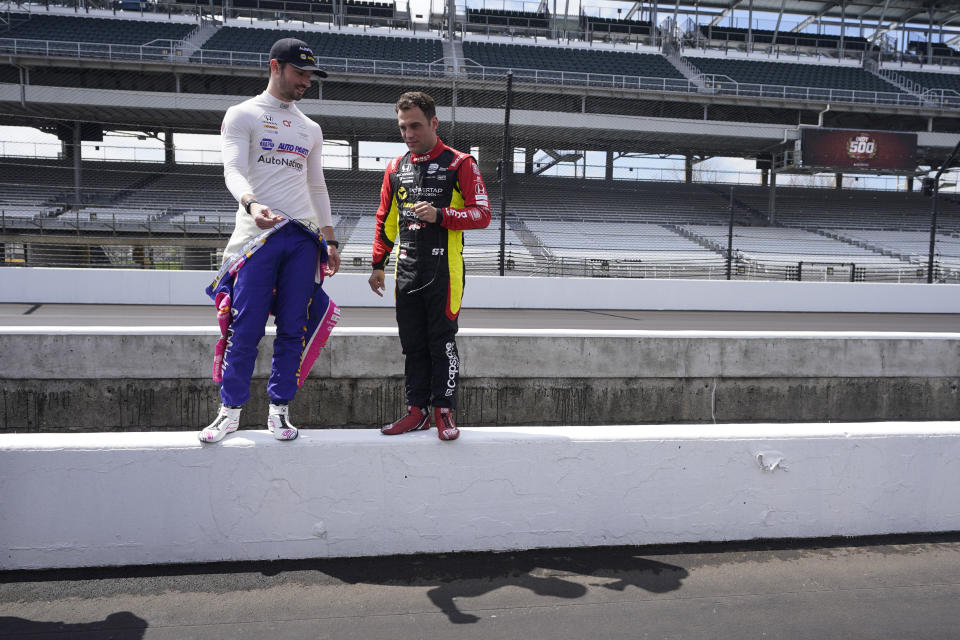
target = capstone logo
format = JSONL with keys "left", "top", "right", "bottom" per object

{"left": 444, "top": 342, "right": 458, "bottom": 396}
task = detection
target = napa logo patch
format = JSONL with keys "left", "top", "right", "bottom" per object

{"left": 260, "top": 138, "right": 275, "bottom": 151}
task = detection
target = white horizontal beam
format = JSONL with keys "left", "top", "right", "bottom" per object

{"left": 3, "top": 422, "right": 959, "bottom": 570}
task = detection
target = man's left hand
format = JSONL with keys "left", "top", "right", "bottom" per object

{"left": 325, "top": 245, "right": 341, "bottom": 276}
{"left": 412, "top": 201, "right": 438, "bottom": 224}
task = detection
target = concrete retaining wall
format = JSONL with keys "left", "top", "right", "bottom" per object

{"left": 3, "top": 422, "right": 959, "bottom": 570}
{"left": 2, "top": 328, "right": 959, "bottom": 430}
{"left": 4, "top": 267, "right": 960, "bottom": 312}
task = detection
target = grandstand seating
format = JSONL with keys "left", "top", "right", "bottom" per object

{"left": 897, "top": 69, "right": 960, "bottom": 93}
{"left": 2, "top": 153, "right": 958, "bottom": 280}
{"left": 465, "top": 8, "right": 549, "bottom": 32}
{"left": 345, "top": 1, "right": 395, "bottom": 19}
{"left": 582, "top": 16, "right": 652, "bottom": 37}
{"left": 685, "top": 57, "right": 899, "bottom": 94}
{"left": 697, "top": 25, "right": 870, "bottom": 52}
{"left": 461, "top": 42, "right": 685, "bottom": 79}
{"left": 200, "top": 27, "right": 441, "bottom": 63}
{"left": 729, "top": 185, "right": 960, "bottom": 231}
{"left": 229, "top": 0, "right": 330, "bottom": 13}
{"left": 3, "top": 13, "right": 194, "bottom": 45}
{"left": 501, "top": 177, "right": 754, "bottom": 225}
{"left": 907, "top": 40, "right": 960, "bottom": 59}
{"left": 0, "top": 160, "right": 160, "bottom": 211}
{"left": 835, "top": 229, "right": 960, "bottom": 269}
{"left": 680, "top": 223, "right": 921, "bottom": 281}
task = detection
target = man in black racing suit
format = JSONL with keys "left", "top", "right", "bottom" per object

{"left": 368, "top": 91, "right": 491, "bottom": 441}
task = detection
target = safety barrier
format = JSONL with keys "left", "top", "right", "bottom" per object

{"left": 3, "top": 422, "right": 959, "bottom": 570}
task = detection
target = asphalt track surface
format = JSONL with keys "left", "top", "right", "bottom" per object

{"left": 2, "top": 535, "right": 960, "bottom": 639}
{"left": 3, "top": 304, "right": 959, "bottom": 638}
{"left": 2, "top": 303, "right": 960, "bottom": 331}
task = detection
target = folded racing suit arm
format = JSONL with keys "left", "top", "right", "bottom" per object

{"left": 371, "top": 157, "right": 399, "bottom": 270}
{"left": 221, "top": 107, "right": 255, "bottom": 203}
{"left": 437, "top": 156, "right": 492, "bottom": 230}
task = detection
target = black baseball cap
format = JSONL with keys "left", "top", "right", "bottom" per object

{"left": 269, "top": 38, "right": 327, "bottom": 78}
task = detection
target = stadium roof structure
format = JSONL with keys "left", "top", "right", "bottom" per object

{"left": 619, "top": 1, "right": 959, "bottom": 28}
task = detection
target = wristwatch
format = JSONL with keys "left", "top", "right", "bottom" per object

{"left": 326, "top": 240, "right": 340, "bottom": 249}
{"left": 242, "top": 197, "right": 258, "bottom": 215}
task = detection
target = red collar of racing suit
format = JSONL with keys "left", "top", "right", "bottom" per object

{"left": 410, "top": 138, "right": 448, "bottom": 164}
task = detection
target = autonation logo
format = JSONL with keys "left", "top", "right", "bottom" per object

{"left": 257, "top": 155, "right": 303, "bottom": 171}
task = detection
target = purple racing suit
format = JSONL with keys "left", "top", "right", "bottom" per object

{"left": 206, "top": 219, "right": 340, "bottom": 407}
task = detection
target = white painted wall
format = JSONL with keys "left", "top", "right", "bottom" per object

{"left": 3, "top": 267, "right": 960, "bottom": 313}
{"left": 2, "top": 422, "right": 959, "bottom": 570}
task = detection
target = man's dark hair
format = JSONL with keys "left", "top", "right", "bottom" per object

{"left": 395, "top": 91, "right": 436, "bottom": 121}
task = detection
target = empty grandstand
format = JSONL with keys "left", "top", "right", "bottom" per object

{"left": 2, "top": 1, "right": 960, "bottom": 284}
{"left": 199, "top": 26, "right": 441, "bottom": 65}
{"left": 3, "top": 13, "right": 195, "bottom": 46}
{"left": 695, "top": 25, "right": 871, "bottom": 52}
{"left": 465, "top": 8, "right": 550, "bottom": 35}
{"left": 686, "top": 56, "right": 898, "bottom": 94}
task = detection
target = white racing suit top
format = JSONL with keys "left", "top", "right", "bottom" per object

{"left": 220, "top": 91, "right": 333, "bottom": 260}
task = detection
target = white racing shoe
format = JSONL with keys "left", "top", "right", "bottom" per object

{"left": 198, "top": 405, "right": 241, "bottom": 443}
{"left": 267, "top": 404, "right": 299, "bottom": 441}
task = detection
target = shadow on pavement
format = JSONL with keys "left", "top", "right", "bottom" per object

{"left": 428, "top": 552, "right": 688, "bottom": 623}
{"left": 0, "top": 611, "right": 147, "bottom": 639}
{"left": 294, "top": 547, "right": 690, "bottom": 624}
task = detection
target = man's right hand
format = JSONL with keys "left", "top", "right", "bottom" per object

{"left": 368, "top": 269, "right": 386, "bottom": 297}
{"left": 251, "top": 203, "right": 282, "bottom": 230}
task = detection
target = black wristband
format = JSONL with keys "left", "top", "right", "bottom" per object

{"left": 243, "top": 198, "right": 258, "bottom": 215}
{"left": 326, "top": 240, "right": 339, "bottom": 249}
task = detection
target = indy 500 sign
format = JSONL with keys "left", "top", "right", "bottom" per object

{"left": 801, "top": 128, "right": 916, "bottom": 172}
{"left": 846, "top": 134, "right": 878, "bottom": 162}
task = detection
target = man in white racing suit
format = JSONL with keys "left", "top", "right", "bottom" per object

{"left": 199, "top": 38, "right": 341, "bottom": 444}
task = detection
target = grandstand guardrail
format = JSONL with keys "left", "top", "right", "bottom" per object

{"left": 2, "top": 34, "right": 959, "bottom": 111}
{"left": 0, "top": 36, "right": 448, "bottom": 76}
{"left": 460, "top": 61, "right": 697, "bottom": 92}
{"left": 697, "top": 73, "right": 941, "bottom": 108}
{"left": 0, "top": 37, "right": 184, "bottom": 61}
{"left": 879, "top": 50, "right": 960, "bottom": 70}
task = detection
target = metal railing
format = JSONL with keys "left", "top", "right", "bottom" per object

{"left": 0, "top": 37, "right": 187, "bottom": 61}
{"left": 458, "top": 61, "right": 698, "bottom": 92}
{"left": 697, "top": 73, "right": 956, "bottom": 109}
{"left": 5, "top": 34, "right": 958, "bottom": 111}
{"left": 878, "top": 50, "right": 960, "bottom": 70}
{"left": 4, "top": 34, "right": 960, "bottom": 110}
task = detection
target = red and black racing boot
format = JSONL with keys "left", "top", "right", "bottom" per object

{"left": 434, "top": 407, "right": 460, "bottom": 441}
{"left": 381, "top": 406, "right": 431, "bottom": 435}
